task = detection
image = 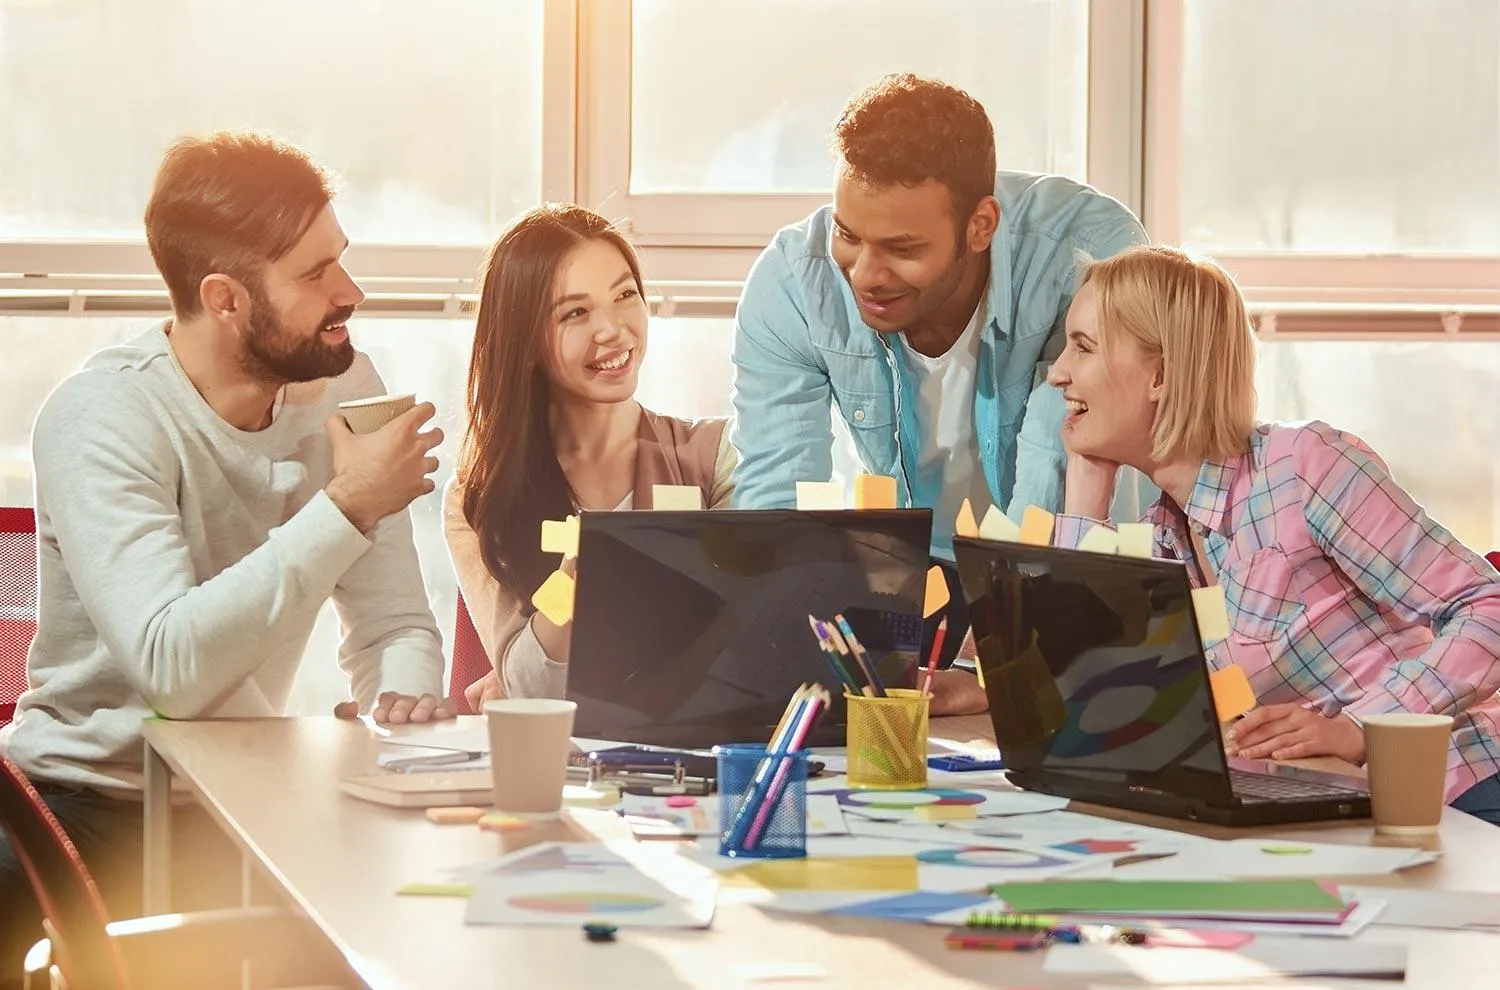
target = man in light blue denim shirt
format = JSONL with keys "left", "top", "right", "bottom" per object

{"left": 729, "top": 75, "right": 1147, "bottom": 709}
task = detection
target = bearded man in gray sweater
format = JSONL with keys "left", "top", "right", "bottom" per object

{"left": 0, "top": 132, "right": 453, "bottom": 977}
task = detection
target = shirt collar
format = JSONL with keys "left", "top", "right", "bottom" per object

{"left": 1183, "top": 454, "right": 1243, "bottom": 535}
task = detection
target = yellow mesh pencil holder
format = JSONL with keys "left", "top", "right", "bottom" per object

{"left": 844, "top": 688, "right": 929, "bottom": 789}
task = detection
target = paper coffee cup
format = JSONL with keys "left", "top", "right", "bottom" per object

{"left": 338, "top": 393, "right": 415, "bottom": 435}
{"left": 1363, "top": 713, "right": 1454, "bottom": 837}
{"left": 484, "top": 698, "right": 577, "bottom": 819}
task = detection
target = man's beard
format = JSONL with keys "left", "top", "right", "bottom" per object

{"left": 239, "top": 284, "right": 357, "bottom": 385}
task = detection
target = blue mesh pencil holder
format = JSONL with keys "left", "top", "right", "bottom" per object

{"left": 714, "top": 744, "right": 809, "bottom": 859}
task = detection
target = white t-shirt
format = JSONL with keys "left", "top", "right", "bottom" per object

{"left": 898, "top": 298, "right": 993, "bottom": 556}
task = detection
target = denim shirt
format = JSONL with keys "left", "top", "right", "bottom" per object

{"left": 729, "top": 170, "right": 1149, "bottom": 556}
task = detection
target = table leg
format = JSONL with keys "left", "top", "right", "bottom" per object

{"left": 142, "top": 739, "right": 172, "bottom": 913}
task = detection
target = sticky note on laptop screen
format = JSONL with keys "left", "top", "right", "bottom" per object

{"left": 853, "top": 474, "right": 898, "bottom": 510}
{"left": 651, "top": 485, "right": 703, "bottom": 511}
{"left": 954, "top": 498, "right": 980, "bottom": 538}
{"left": 1078, "top": 525, "right": 1119, "bottom": 554}
{"left": 1209, "top": 663, "right": 1257, "bottom": 723}
{"left": 531, "top": 569, "right": 576, "bottom": 626}
{"left": 1191, "top": 584, "right": 1232, "bottom": 644}
{"left": 796, "top": 480, "right": 844, "bottom": 511}
{"left": 1017, "top": 506, "right": 1055, "bottom": 546}
{"left": 1117, "top": 523, "right": 1154, "bottom": 559}
{"left": 923, "top": 565, "right": 950, "bottom": 618}
{"left": 979, "top": 504, "right": 1020, "bottom": 542}
{"left": 540, "top": 515, "right": 579, "bottom": 559}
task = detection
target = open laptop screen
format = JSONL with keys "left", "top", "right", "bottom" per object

{"left": 568, "top": 509, "right": 932, "bottom": 748}
{"left": 953, "top": 538, "right": 1232, "bottom": 802}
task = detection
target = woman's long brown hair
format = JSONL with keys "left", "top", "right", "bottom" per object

{"left": 457, "top": 204, "right": 645, "bottom": 603}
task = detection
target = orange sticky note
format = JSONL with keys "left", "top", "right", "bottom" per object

{"left": 531, "top": 569, "right": 576, "bottom": 626}
{"left": 854, "top": 474, "right": 898, "bottom": 510}
{"left": 1017, "top": 505, "right": 1055, "bottom": 546}
{"left": 923, "top": 565, "right": 950, "bottom": 618}
{"left": 651, "top": 485, "right": 703, "bottom": 511}
{"left": 425, "top": 806, "right": 486, "bottom": 825}
{"left": 1209, "top": 663, "right": 1257, "bottom": 723}
{"left": 796, "top": 480, "right": 844, "bottom": 511}
{"left": 1078, "top": 525, "right": 1120, "bottom": 554}
{"left": 979, "top": 504, "right": 1020, "bottom": 542}
{"left": 1117, "top": 522, "right": 1154, "bottom": 559}
{"left": 954, "top": 498, "right": 980, "bottom": 538}
{"left": 540, "top": 514, "right": 579, "bottom": 559}
{"left": 916, "top": 804, "right": 979, "bottom": 822}
{"left": 1191, "top": 584, "right": 1231, "bottom": 643}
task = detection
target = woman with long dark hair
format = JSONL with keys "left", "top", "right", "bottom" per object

{"left": 444, "top": 205, "right": 734, "bottom": 708}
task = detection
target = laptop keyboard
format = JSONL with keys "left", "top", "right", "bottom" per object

{"left": 1229, "top": 769, "right": 1362, "bottom": 803}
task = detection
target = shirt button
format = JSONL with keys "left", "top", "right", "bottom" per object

{"left": 853, "top": 409, "right": 866, "bottom": 422}
{"left": 1205, "top": 649, "right": 1216, "bottom": 662}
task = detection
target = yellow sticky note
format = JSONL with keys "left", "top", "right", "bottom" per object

{"left": 1017, "top": 505, "right": 1055, "bottom": 547}
{"left": 795, "top": 480, "right": 844, "bottom": 511}
{"left": 540, "top": 514, "right": 579, "bottom": 559}
{"left": 923, "top": 565, "right": 950, "bottom": 618}
{"left": 1209, "top": 663, "right": 1257, "bottom": 723}
{"left": 979, "top": 504, "right": 1020, "bottom": 542}
{"left": 1078, "top": 525, "right": 1119, "bottom": 554}
{"left": 853, "top": 474, "right": 898, "bottom": 510}
{"left": 531, "top": 569, "right": 576, "bottom": 626}
{"left": 1117, "top": 522, "right": 1154, "bottom": 559}
{"left": 916, "top": 804, "right": 979, "bottom": 822}
{"left": 954, "top": 498, "right": 980, "bottom": 539}
{"left": 1191, "top": 584, "right": 1231, "bottom": 644}
{"left": 651, "top": 484, "right": 703, "bottom": 511}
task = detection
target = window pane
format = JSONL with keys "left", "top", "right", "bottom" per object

{"left": 1182, "top": 0, "right": 1500, "bottom": 253}
{"left": 1256, "top": 340, "right": 1500, "bottom": 552}
{"left": 0, "top": 0, "right": 542, "bottom": 244}
{"left": 630, "top": 0, "right": 1088, "bottom": 194}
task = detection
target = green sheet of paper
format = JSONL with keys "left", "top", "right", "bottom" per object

{"left": 986, "top": 879, "right": 1344, "bottom": 914}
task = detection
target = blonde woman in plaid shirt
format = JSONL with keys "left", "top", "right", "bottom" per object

{"left": 1044, "top": 245, "right": 1500, "bottom": 826}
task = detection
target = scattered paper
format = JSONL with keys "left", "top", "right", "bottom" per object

{"left": 1017, "top": 505, "right": 1055, "bottom": 546}
{"left": 1122, "top": 838, "right": 1433, "bottom": 882}
{"left": 853, "top": 474, "right": 897, "bottom": 510}
{"left": 979, "top": 504, "right": 1020, "bottom": 542}
{"left": 923, "top": 565, "right": 950, "bottom": 618}
{"left": 954, "top": 498, "right": 979, "bottom": 538}
{"left": 540, "top": 514, "right": 579, "bottom": 558}
{"left": 1077, "top": 524, "right": 1119, "bottom": 554}
{"left": 620, "top": 793, "right": 848, "bottom": 838}
{"left": 1341, "top": 885, "right": 1500, "bottom": 930}
{"left": 1042, "top": 936, "right": 1406, "bottom": 983}
{"left": 1208, "top": 663, "right": 1256, "bottom": 722}
{"left": 795, "top": 480, "right": 843, "bottom": 511}
{"left": 1192, "top": 584, "right": 1231, "bottom": 643}
{"left": 1117, "top": 522, "right": 1155, "bottom": 558}
{"left": 531, "top": 569, "right": 576, "bottom": 626}
{"left": 651, "top": 485, "right": 703, "bottom": 511}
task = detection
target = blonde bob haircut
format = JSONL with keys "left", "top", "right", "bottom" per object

{"left": 1080, "top": 245, "right": 1257, "bottom": 464}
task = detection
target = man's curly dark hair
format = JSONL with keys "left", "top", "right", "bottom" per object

{"left": 831, "top": 74, "right": 996, "bottom": 234}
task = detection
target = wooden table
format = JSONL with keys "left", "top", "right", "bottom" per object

{"left": 142, "top": 716, "right": 1500, "bottom": 989}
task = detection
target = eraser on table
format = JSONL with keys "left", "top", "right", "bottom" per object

{"left": 1117, "top": 522, "right": 1154, "bottom": 559}
{"left": 979, "top": 504, "right": 1020, "bottom": 542}
{"left": 1078, "top": 525, "right": 1120, "bottom": 554}
{"left": 795, "top": 480, "right": 844, "bottom": 511}
{"left": 478, "top": 812, "right": 530, "bottom": 832}
{"left": 531, "top": 569, "right": 576, "bottom": 626}
{"left": 665, "top": 795, "right": 697, "bottom": 808}
{"left": 1191, "top": 583, "right": 1232, "bottom": 643}
{"left": 923, "top": 565, "right": 951, "bottom": 618}
{"left": 425, "top": 806, "right": 486, "bottom": 825}
{"left": 1209, "top": 663, "right": 1257, "bottom": 723}
{"left": 1017, "top": 505, "right": 1055, "bottom": 547}
{"left": 540, "top": 514, "right": 580, "bottom": 559}
{"left": 853, "top": 474, "right": 898, "bottom": 510}
{"left": 954, "top": 498, "right": 980, "bottom": 538}
{"left": 651, "top": 484, "right": 702, "bottom": 511}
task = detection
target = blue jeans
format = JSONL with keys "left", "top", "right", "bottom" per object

{"left": 1450, "top": 772, "right": 1500, "bottom": 825}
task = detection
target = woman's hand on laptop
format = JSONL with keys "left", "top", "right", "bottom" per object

{"left": 333, "top": 692, "right": 457, "bottom": 724}
{"left": 1225, "top": 703, "right": 1365, "bottom": 765}
{"left": 928, "top": 668, "right": 989, "bottom": 716}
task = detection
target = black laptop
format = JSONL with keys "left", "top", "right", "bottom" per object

{"left": 951, "top": 536, "right": 1370, "bottom": 826}
{"left": 567, "top": 509, "right": 932, "bottom": 748}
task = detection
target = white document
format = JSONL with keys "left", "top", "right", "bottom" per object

{"left": 1042, "top": 936, "right": 1406, "bottom": 983}
{"left": 1119, "top": 837, "right": 1437, "bottom": 881}
{"left": 1342, "top": 885, "right": 1500, "bottom": 930}
{"left": 621, "top": 794, "right": 848, "bottom": 838}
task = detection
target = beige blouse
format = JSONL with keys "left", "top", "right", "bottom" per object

{"left": 443, "top": 410, "right": 736, "bottom": 698}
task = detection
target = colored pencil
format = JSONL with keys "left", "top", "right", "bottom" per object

{"left": 743, "top": 685, "right": 828, "bottom": 850}
{"left": 833, "top": 613, "right": 887, "bottom": 697}
{"left": 921, "top": 616, "right": 948, "bottom": 696}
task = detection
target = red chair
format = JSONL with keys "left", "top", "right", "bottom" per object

{"left": 0, "top": 507, "right": 38, "bottom": 728}
{"left": 1487, "top": 551, "right": 1500, "bottom": 572}
{"left": 0, "top": 752, "right": 350, "bottom": 989}
{"left": 448, "top": 593, "right": 492, "bottom": 714}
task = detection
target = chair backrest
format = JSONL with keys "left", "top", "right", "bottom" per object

{"left": 0, "top": 752, "right": 129, "bottom": 988}
{"left": 0, "top": 507, "right": 38, "bottom": 727}
{"left": 448, "top": 593, "right": 491, "bottom": 714}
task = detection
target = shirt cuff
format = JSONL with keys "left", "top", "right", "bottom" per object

{"left": 1054, "top": 514, "right": 1113, "bottom": 550}
{"left": 499, "top": 616, "right": 570, "bottom": 699}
